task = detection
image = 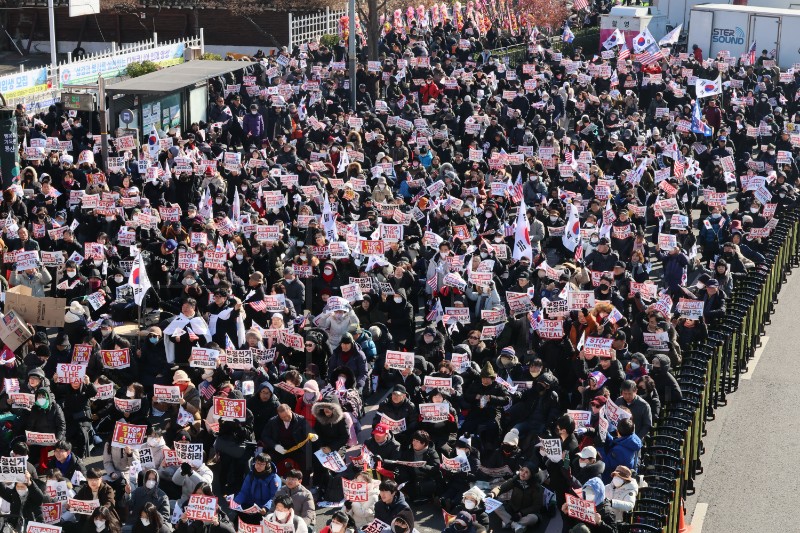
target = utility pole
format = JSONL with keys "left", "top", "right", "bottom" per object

{"left": 98, "top": 75, "right": 109, "bottom": 174}
{"left": 47, "top": 0, "right": 57, "bottom": 80}
{"left": 348, "top": 0, "right": 356, "bottom": 110}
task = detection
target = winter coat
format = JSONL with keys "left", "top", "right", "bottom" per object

{"left": 11, "top": 269, "right": 52, "bottom": 298}
{"left": 604, "top": 478, "right": 639, "bottom": 522}
{"left": 311, "top": 400, "right": 350, "bottom": 451}
{"left": 261, "top": 413, "right": 310, "bottom": 454}
{"left": 344, "top": 479, "right": 380, "bottom": 526}
{"left": 0, "top": 479, "right": 45, "bottom": 531}
{"left": 327, "top": 344, "right": 369, "bottom": 389}
{"left": 374, "top": 491, "right": 415, "bottom": 530}
{"left": 317, "top": 310, "right": 360, "bottom": 351}
{"left": 600, "top": 433, "right": 642, "bottom": 483}
{"left": 274, "top": 483, "right": 316, "bottom": 526}
{"left": 494, "top": 475, "right": 544, "bottom": 520}
{"left": 171, "top": 464, "right": 214, "bottom": 501}
{"left": 24, "top": 389, "right": 66, "bottom": 440}
{"left": 614, "top": 394, "right": 652, "bottom": 441}
{"left": 125, "top": 469, "right": 170, "bottom": 524}
{"left": 234, "top": 462, "right": 282, "bottom": 509}
{"left": 103, "top": 442, "right": 136, "bottom": 476}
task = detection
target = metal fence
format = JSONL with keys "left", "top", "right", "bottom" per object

{"left": 288, "top": 8, "right": 347, "bottom": 51}
{"left": 625, "top": 207, "right": 800, "bottom": 533}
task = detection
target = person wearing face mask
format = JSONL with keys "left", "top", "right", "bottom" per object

{"left": 273, "top": 469, "right": 315, "bottom": 529}
{"left": 170, "top": 460, "right": 214, "bottom": 507}
{"left": 90, "top": 506, "right": 123, "bottom": 533}
{"left": 124, "top": 469, "right": 170, "bottom": 526}
{"left": 603, "top": 465, "right": 639, "bottom": 522}
{"left": 26, "top": 388, "right": 66, "bottom": 469}
{"left": 560, "top": 476, "right": 617, "bottom": 532}
{"left": 56, "top": 260, "right": 89, "bottom": 304}
{"left": 132, "top": 502, "right": 171, "bottom": 533}
{"left": 53, "top": 370, "right": 97, "bottom": 459}
{"left": 265, "top": 495, "right": 308, "bottom": 533}
{"left": 571, "top": 446, "right": 606, "bottom": 485}
{"left": 0, "top": 471, "right": 44, "bottom": 532}
{"left": 135, "top": 327, "right": 170, "bottom": 395}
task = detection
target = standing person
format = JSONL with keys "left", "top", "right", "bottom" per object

{"left": 260, "top": 404, "right": 313, "bottom": 477}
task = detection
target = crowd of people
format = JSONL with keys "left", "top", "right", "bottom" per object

{"left": 2, "top": 5, "right": 799, "bottom": 533}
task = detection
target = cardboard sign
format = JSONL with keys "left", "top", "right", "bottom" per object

{"left": 185, "top": 494, "right": 217, "bottom": 522}
{"left": 677, "top": 298, "right": 704, "bottom": 320}
{"left": 212, "top": 396, "right": 246, "bottom": 421}
{"left": 314, "top": 449, "right": 347, "bottom": 472}
{"left": 190, "top": 347, "right": 221, "bottom": 369}
{"left": 25, "top": 431, "right": 57, "bottom": 445}
{"left": 566, "top": 494, "right": 596, "bottom": 524}
{"left": 66, "top": 498, "right": 99, "bottom": 515}
{"left": 41, "top": 503, "right": 62, "bottom": 524}
{"left": 540, "top": 438, "right": 563, "bottom": 462}
{"left": 27, "top": 522, "right": 63, "bottom": 533}
{"left": 175, "top": 441, "right": 204, "bottom": 468}
{"left": 0, "top": 455, "right": 27, "bottom": 482}
{"left": 4, "top": 287, "right": 65, "bottom": 328}
{"left": 419, "top": 402, "right": 450, "bottom": 422}
{"left": 111, "top": 421, "right": 147, "bottom": 448}
{"left": 101, "top": 348, "right": 130, "bottom": 369}
{"left": 385, "top": 350, "right": 415, "bottom": 370}
{"left": 583, "top": 337, "right": 614, "bottom": 358}
{"left": 377, "top": 413, "right": 406, "bottom": 432}
{"left": 153, "top": 384, "right": 182, "bottom": 403}
{"left": 342, "top": 478, "right": 369, "bottom": 502}
{"left": 54, "top": 363, "right": 87, "bottom": 384}
{"left": 567, "top": 409, "right": 592, "bottom": 428}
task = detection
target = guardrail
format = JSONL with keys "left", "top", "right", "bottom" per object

{"left": 624, "top": 205, "right": 800, "bottom": 533}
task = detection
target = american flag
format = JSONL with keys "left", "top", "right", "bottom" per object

{"left": 225, "top": 240, "right": 237, "bottom": 258}
{"left": 200, "top": 382, "right": 216, "bottom": 400}
{"left": 427, "top": 275, "right": 438, "bottom": 293}
{"left": 509, "top": 175, "right": 524, "bottom": 203}
{"left": 188, "top": 330, "right": 199, "bottom": 342}
{"left": 564, "top": 152, "right": 574, "bottom": 164}
{"left": 618, "top": 43, "right": 631, "bottom": 61}
{"left": 674, "top": 157, "right": 686, "bottom": 180}
{"left": 504, "top": 222, "right": 516, "bottom": 237}
{"left": 636, "top": 44, "right": 663, "bottom": 66}
{"left": 426, "top": 298, "right": 443, "bottom": 322}
{"left": 248, "top": 300, "right": 268, "bottom": 312}
{"left": 225, "top": 334, "right": 235, "bottom": 351}
{"left": 574, "top": 244, "right": 584, "bottom": 261}
{"left": 573, "top": 0, "right": 589, "bottom": 11}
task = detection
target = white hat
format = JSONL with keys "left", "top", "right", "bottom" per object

{"left": 503, "top": 428, "right": 519, "bottom": 447}
{"left": 576, "top": 446, "right": 597, "bottom": 459}
{"left": 462, "top": 486, "right": 486, "bottom": 503}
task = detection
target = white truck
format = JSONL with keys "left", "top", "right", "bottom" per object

{"left": 687, "top": 4, "right": 800, "bottom": 69}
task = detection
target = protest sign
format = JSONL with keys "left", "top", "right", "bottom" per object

{"left": 677, "top": 298, "right": 704, "bottom": 319}
{"left": 26, "top": 431, "right": 57, "bottom": 445}
{"left": 175, "top": 441, "right": 204, "bottom": 468}
{"left": 41, "top": 503, "right": 62, "bottom": 524}
{"left": 4, "top": 286, "right": 66, "bottom": 328}
{"left": 153, "top": 384, "right": 182, "bottom": 403}
{"left": 540, "top": 438, "right": 563, "bottom": 462}
{"left": 385, "top": 350, "right": 414, "bottom": 370}
{"left": 27, "top": 522, "right": 62, "bottom": 533}
{"left": 54, "top": 363, "right": 87, "bottom": 384}
{"left": 314, "top": 449, "right": 347, "bottom": 472}
{"left": 567, "top": 409, "right": 593, "bottom": 428}
{"left": 565, "top": 494, "right": 596, "bottom": 524}
{"left": 67, "top": 498, "right": 100, "bottom": 515}
{"left": 377, "top": 413, "right": 407, "bottom": 432}
{"left": 0, "top": 455, "right": 27, "bottom": 482}
{"left": 185, "top": 494, "right": 217, "bottom": 522}
{"left": 419, "top": 402, "right": 450, "bottom": 422}
{"left": 190, "top": 347, "right": 221, "bottom": 369}
{"left": 342, "top": 478, "right": 369, "bottom": 502}
{"left": 101, "top": 348, "right": 130, "bottom": 369}
{"left": 212, "top": 397, "right": 247, "bottom": 421}
{"left": 111, "top": 422, "right": 147, "bottom": 448}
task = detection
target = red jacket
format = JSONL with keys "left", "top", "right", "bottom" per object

{"left": 420, "top": 81, "right": 442, "bottom": 104}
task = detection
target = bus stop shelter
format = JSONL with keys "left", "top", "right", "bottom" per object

{"left": 105, "top": 60, "right": 253, "bottom": 142}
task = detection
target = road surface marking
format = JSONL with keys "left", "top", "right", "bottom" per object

{"left": 691, "top": 502, "right": 708, "bottom": 532}
{"left": 741, "top": 336, "right": 769, "bottom": 380}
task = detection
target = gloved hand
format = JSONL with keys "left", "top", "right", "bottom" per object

{"left": 274, "top": 444, "right": 286, "bottom": 455}
{"left": 309, "top": 433, "right": 319, "bottom": 442}
{"left": 344, "top": 500, "right": 353, "bottom": 510}
{"left": 180, "top": 463, "right": 193, "bottom": 476}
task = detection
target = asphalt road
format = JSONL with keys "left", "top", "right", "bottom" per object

{"left": 684, "top": 268, "right": 800, "bottom": 532}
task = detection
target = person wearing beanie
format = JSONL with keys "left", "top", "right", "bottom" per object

{"left": 461, "top": 362, "right": 508, "bottom": 448}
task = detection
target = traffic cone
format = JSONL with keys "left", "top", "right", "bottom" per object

{"left": 678, "top": 498, "right": 689, "bottom": 533}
